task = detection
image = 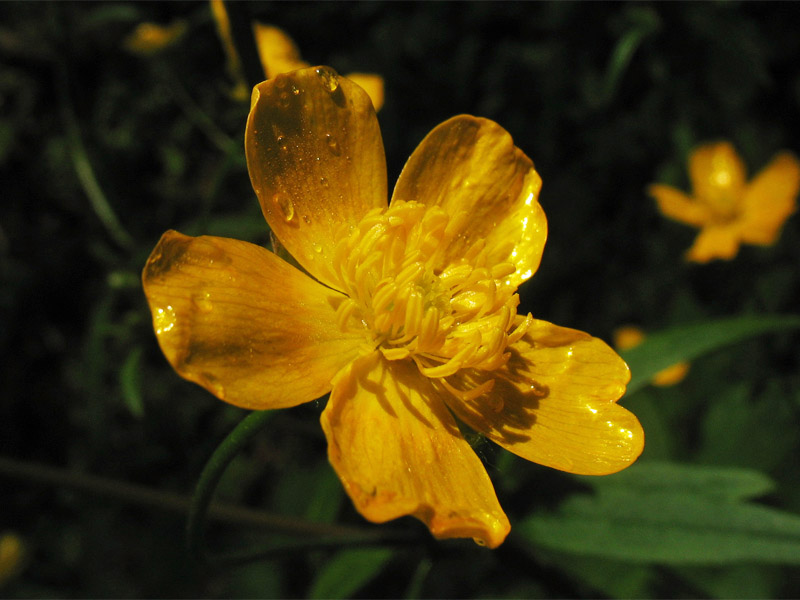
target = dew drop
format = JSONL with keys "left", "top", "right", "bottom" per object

{"left": 303, "top": 215, "right": 312, "bottom": 224}
{"left": 192, "top": 292, "right": 213, "bottom": 313}
{"left": 319, "top": 176, "right": 328, "bottom": 187}
{"left": 278, "top": 92, "right": 290, "bottom": 108}
{"left": 154, "top": 305, "right": 176, "bottom": 335}
{"left": 273, "top": 193, "right": 295, "bottom": 222}
{"left": 325, "top": 133, "right": 341, "bottom": 156}
{"left": 313, "top": 243, "right": 323, "bottom": 254}
{"left": 291, "top": 85, "right": 300, "bottom": 95}
{"left": 315, "top": 67, "right": 340, "bottom": 93}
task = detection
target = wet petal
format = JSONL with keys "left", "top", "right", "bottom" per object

{"left": 685, "top": 225, "right": 741, "bottom": 263}
{"left": 740, "top": 152, "right": 800, "bottom": 245}
{"left": 142, "top": 230, "right": 364, "bottom": 410}
{"left": 391, "top": 115, "right": 546, "bottom": 287}
{"left": 648, "top": 183, "right": 713, "bottom": 227}
{"left": 321, "top": 352, "right": 510, "bottom": 548}
{"left": 252, "top": 23, "right": 308, "bottom": 78}
{"left": 689, "top": 142, "right": 746, "bottom": 215}
{"left": 246, "top": 66, "right": 388, "bottom": 290}
{"left": 442, "top": 319, "right": 643, "bottom": 476}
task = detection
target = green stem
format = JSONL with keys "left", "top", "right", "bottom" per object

{"left": 186, "top": 409, "right": 275, "bottom": 561}
{"left": 55, "top": 55, "right": 135, "bottom": 251}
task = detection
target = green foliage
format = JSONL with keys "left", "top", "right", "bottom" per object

{"left": 521, "top": 463, "right": 800, "bottom": 564}
{"left": 2, "top": 1, "right": 800, "bottom": 598}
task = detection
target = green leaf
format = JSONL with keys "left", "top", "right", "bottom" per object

{"left": 308, "top": 547, "right": 394, "bottom": 600}
{"left": 589, "top": 462, "right": 775, "bottom": 502}
{"left": 119, "top": 346, "right": 144, "bottom": 418}
{"left": 621, "top": 314, "right": 800, "bottom": 395}
{"left": 520, "top": 463, "right": 800, "bottom": 564}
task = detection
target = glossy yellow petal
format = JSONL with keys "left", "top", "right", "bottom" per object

{"left": 246, "top": 67, "right": 388, "bottom": 290}
{"left": 442, "top": 319, "right": 642, "bottom": 476}
{"left": 321, "top": 352, "right": 510, "bottom": 548}
{"left": 142, "top": 230, "right": 364, "bottom": 410}
{"left": 346, "top": 73, "right": 385, "bottom": 112}
{"left": 689, "top": 142, "right": 747, "bottom": 217}
{"left": 391, "top": 115, "right": 546, "bottom": 287}
{"left": 649, "top": 183, "right": 713, "bottom": 227}
{"left": 685, "top": 225, "right": 741, "bottom": 263}
{"left": 740, "top": 152, "right": 800, "bottom": 245}
{"left": 252, "top": 23, "right": 308, "bottom": 78}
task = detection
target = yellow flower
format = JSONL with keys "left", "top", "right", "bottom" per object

{"left": 210, "top": 0, "right": 384, "bottom": 110}
{"left": 0, "top": 532, "right": 25, "bottom": 588}
{"left": 123, "top": 21, "right": 186, "bottom": 55}
{"left": 142, "top": 67, "right": 643, "bottom": 548}
{"left": 613, "top": 326, "right": 689, "bottom": 387}
{"left": 649, "top": 142, "right": 800, "bottom": 263}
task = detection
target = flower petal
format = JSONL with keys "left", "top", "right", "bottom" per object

{"left": 685, "top": 225, "right": 741, "bottom": 263}
{"left": 648, "top": 183, "right": 713, "bottom": 227}
{"left": 246, "top": 66, "right": 388, "bottom": 290}
{"left": 252, "top": 23, "right": 308, "bottom": 78}
{"left": 142, "top": 230, "right": 365, "bottom": 410}
{"left": 321, "top": 352, "right": 510, "bottom": 548}
{"left": 441, "top": 319, "right": 643, "bottom": 476}
{"left": 345, "top": 73, "right": 385, "bottom": 112}
{"left": 740, "top": 152, "right": 800, "bottom": 245}
{"left": 391, "top": 115, "right": 546, "bottom": 287}
{"left": 689, "top": 142, "right": 747, "bottom": 215}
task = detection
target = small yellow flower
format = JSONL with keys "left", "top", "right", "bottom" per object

{"left": 649, "top": 142, "right": 800, "bottom": 263}
{"left": 210, "top": 0, "right": 384, "bottom": 110}
{"left": 613, "top": 326, "right": 689, "bottom": 387}
{"left": 0, "top": 532, "right": 25, "bottom": 588}
{"left": 123, "top": 21, "right": 186, "bottom": 55}
{"left": 143, "top": 67, "right": 643, "bottom": 548}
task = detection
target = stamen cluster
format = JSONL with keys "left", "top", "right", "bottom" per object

{"left": 333, "top": 201, "right": 531, "bottom": 391}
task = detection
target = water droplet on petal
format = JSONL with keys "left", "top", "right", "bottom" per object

{"left": 273, "top": 193, "right": 295, "bottom": 222}
{"left": 192, "top": 292, "right": 213, "bottom": 313}
{"left": 303, "top": 215, "right": 312, "bottom": 224}
{"left": 319, "top": 177, "right": 328, "bottom": 187}
{"left": 154, "top": 305, "right": 177, "bottom": 335}
{"left": 291, "top": 85, "right": 300, "bottom": 95}
{"left": 313, "top": 243, "right": 323, "bottom": 254}
{"left": 325, "top": 133, "right": 341, "bottom": 156}
{"left": 315, "top": 67, "right": 340, "bottom": 92}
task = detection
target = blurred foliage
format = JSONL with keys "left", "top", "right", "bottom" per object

{"left": 2, "top": 1, "right": 800, "bottom": 598}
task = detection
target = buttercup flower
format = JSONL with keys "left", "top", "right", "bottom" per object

{"left": 210, "top": 0, "right": 383, "bottom": 110}
{"left": 143, "top": 67, "right": 643, "bottom": 547}
{"left": 649, "top": 142, "right": 800, "bottom": 263}
{"left": 614, "top": 326, "right": 689, "bottom": 387}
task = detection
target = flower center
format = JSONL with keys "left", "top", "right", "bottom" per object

{"left": 332, "top": 201, "right": 531, "bottom": 390}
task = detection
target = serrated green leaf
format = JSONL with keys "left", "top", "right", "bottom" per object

{"left": 308, "top": 547, "right": 394, "bottom": 600}
{"left": 520, "top": 464, "right": 800, "bottom": 564}
{"left": 621, "top": 314, "right": 800, "bottom": 395}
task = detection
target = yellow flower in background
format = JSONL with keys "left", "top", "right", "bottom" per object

{"left": 0, "top": 532, "right": 25, "bottom": 588}
{"left": 649, "top": 142, "right": 800, "bottom": 263}
{"left": 210, "top": 0, "right": 384, "bottom": 111}
{"left": 142, "top": 67, "right": 643, "bottom": 548}
{"left": 613, "top": 326, "right": 689, "bottom": 387}
{"left": 123, "top": 21, "right": 187, "bottom": 55}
